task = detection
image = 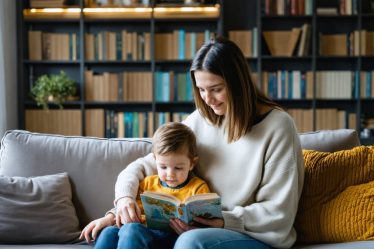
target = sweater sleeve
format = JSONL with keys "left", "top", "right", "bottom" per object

{"left": 195, "top": 182, "right": 211, "bottom": 194}
{"left": 222, "top": 121, "right": 304, "bottom": 248}
{"left": 114, "top": 153, "right": 157, "bottom": 204}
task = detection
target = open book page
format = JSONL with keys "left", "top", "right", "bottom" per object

{"left": 140, "top": 193, "right": 181, "bottom": 231}
{"left": 185, "top": 193, "right": 222, "bottom": 224}
{"left": 140, "top": 192, "right": 222, "bottom": 231}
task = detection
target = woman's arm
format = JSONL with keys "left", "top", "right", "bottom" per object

{"left": 222, "top": 125, "right": 304, "bottom": 248}
{"left": 114, "top": 152, "right": 157, "bottom": 224}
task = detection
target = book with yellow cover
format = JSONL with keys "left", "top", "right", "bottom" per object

{"left": 140, "top": 192, "right": 222, "bottom": 231}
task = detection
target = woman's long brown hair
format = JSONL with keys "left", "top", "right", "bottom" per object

{"left": 190, "top": 37, "right": 280, "bottom": 143}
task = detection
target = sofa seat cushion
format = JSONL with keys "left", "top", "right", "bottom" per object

{"left": 0, "top": 173, "right": 80, "bottom": 244}
{"left": 295, "top": 146, "right": 374, "bottom": 243}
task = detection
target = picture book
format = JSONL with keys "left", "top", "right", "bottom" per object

{"left": 140, "top": 192, "right": 222, "bottom": 231}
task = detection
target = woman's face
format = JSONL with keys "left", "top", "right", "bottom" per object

{"left": 194, "top": 70, "right": 228, "bottom": 116}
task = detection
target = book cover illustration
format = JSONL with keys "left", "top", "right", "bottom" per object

{"left": 140, "top": 192, "right": 222, "bottom": 231}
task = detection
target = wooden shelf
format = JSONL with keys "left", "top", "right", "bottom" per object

{"left": 23, "top": 5, "right": 220, "bottom": 20}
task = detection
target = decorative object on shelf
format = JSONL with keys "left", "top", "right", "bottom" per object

{"left": 263, "top": 28, "right": 301, "bottom": 57}
{"left": 30, "top": 71, "right": 77, "bottom": 110}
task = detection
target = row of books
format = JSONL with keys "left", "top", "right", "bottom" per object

{"left": 154, "top": 30, "right": 214, "bottom": 60}
{"left": 315, "top": 70, "right": 374, "bottom": 99}
{"left": 86, "top": 0, "right": 150, "bottom": 6}
{"left": 30, "top": 0, "right": 67, "bottom": 8}
{"left": 85, "top": 31, "right": 150, "bottom": 61}
{"left": 84, "top": 70, "right": 194, "bottom": 102}
{"left": 320, "top": 31, "right": 374, "bottom": 56}
{"left": 25, "top": 109, "right": 82, "bottom": 136}
{"left": 28, "top": 30, "right": 213, "bottom": 61}
{"left": 228, "top": 29, "right": 258, "bottom": 58}
{"left": 103, "top": 110, "right": 190, "bottom": 138}
{"left": 28, "top": 31, "right": 79, "bottom": 61}
{"left": 155, "top": 71, "right": 193, "bottom": 102}
{"left": 315, "top": 71, "right": 353, "bottom": 99}
{"left": 263, "top": 23, "right": 311, "bottom": 57}
{"left": 260, "top": 70, "right": 374, "bottom": 100}
{"left": 263, "top": 0, "right": 313, "bottom": 16}
{"left": 288, "top": 108, "right": 356, "bottom": 133}
{"left": 85, "top": 71, "right": 152, "bottom": 102}
{"left": 357, "top": 71, "right": 374, "bottom": 98}
{"left": 25, "top": 109, "right": 190, "bottom": 138}
{"left": 233, "top": 28, "right": 374, "bottom": 58}
{"left": 364, "top": 119, "right": 374, "bottom": 129}
{"left": 316, "top": 0, "right": 358, "bottom": 15}
{"left": 260, "top": 71, "right": 312, "bottom": 100}
{"left": 24, "top": 108, "right": 358, "bottom": 138}
{"left": 29, "top": 29, "right": 374, "bottom": 61}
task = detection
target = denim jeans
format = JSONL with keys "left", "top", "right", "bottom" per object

{"left": 94, "top": 223, "right": 178, "bottom": 249}
{"left": 174, "top": 228, "right": 272, "bottom": 249}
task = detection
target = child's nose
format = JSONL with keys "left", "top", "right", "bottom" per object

{"left": 167, "top": 169, "right": 175, "bottom": 177}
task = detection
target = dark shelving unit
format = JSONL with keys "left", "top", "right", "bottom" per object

{"left": 17, "top": 0, "right": 221, "bottom": 137}
{"left": 221, "top": 0, "right": 374, "bottom": 144}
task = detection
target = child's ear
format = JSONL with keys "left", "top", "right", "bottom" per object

{"left": 190, "top": 156, "right": 199, "bottom": 170}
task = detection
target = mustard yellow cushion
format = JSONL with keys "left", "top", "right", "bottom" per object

{"left": 295, "top": 146, "right": 374, "bottom": 243}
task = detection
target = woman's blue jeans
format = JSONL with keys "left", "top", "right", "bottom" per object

{"left": 173, "top": 228, "right": 272, "bottom": 249}
{"left": 94, "top": 223, "right": 177, "bottom": 249}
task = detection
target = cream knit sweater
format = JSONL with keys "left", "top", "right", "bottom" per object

{"left": 115, "top": 109, "right": 305, "bottom": 248}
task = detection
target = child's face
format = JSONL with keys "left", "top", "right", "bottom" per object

{"left": 155, "top": 150, "right": 196, "bottom": 188}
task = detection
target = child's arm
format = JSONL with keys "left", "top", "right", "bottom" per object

{"left": 79, "top": 212, "right": 115, "bottom": 244}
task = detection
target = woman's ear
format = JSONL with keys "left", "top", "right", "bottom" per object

{"left": 190, "top": 156, "right": 199, "bottom": 170}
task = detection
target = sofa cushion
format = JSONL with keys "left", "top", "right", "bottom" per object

{"left": 299, "top": 129, "right": 360, "bottom": 152}
{"left": 295, "top": 146, "right": 374, "bottom": 243}
{"left": 0, "top": 130, "right": 153, "bottom": 227}
{"left": 0, "top": 172, "right": 80, "bottom": 244}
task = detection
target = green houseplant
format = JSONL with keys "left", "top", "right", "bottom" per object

{"left": 30, "top": 71, "right": 77, "bottom": 110}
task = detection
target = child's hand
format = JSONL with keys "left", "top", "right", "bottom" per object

{"left": 170, "top": 217, "right": 224, "bottom": 235}
{"left": 79, "top": 214, "right": 115, "bottom": 244}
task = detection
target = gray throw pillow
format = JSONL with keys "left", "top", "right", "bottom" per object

{"left": 0, "top": 172, "right": 80, "bottom": 244}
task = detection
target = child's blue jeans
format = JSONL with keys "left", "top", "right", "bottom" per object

{"left": 94, "top": 223, "right": 178, "bottom": 249}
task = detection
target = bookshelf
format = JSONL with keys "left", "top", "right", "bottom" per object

{"left": 17, "top": 0, "right": 221, "bottom": 138}
{"left": 17, "top": 0, "right": 374, "bottom": 144}
{"left": 223, "top": 0, "right": 374, "bottom": 144}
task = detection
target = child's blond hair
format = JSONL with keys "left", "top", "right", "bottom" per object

{"left": 152, "top": 122, "right": 197, "bottom": 159}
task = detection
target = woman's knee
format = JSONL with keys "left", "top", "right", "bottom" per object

{"left": 174, "top": 229, "right": 211, "bottom": 249}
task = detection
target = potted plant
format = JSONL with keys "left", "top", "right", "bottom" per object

{"left": 30, "top": 71, "right": 77, "bottom": 110}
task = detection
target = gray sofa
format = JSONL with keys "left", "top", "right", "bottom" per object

{"left": 0, "top": 129, "right": 372, "bottom": 249}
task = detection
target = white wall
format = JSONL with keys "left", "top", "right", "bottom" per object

{"left": 0, "top": 0, "right": 17, "bottom": 137}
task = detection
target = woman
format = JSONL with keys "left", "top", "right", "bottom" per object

{"left": 114, "top": 36, "right": 304, "bottom": 249}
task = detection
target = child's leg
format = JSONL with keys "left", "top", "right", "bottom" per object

{"left": 117, "top": 223, "right": 177, "bottom": 249}
{"left": 94, "top": 226, "right": 120, "bottom": 249}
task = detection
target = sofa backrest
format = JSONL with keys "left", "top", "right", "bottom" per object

{"left": 0, "top": 129, "right": 360, "bottom": 227}
{"left": 299, "top": 129, "right": 360, "bottom": 152}
{"left": 0, "top": 130, "right": 153, "bottom": 227}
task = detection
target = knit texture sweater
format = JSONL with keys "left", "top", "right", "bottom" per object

{"left": 115, "top": 109, "right": 305, "bottom": 248}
